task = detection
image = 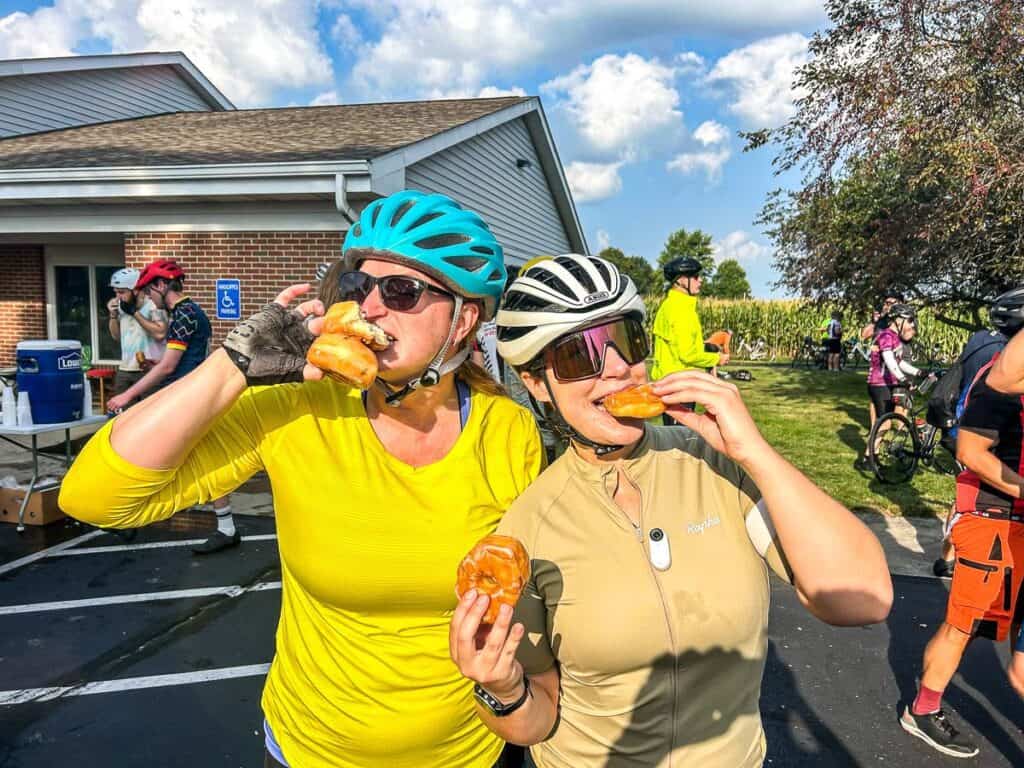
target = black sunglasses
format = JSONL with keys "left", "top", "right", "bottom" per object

{"left": 546, "top": 316, "right": 649, "bottom": 382}
{"left": 338, "top": 271, "right": 453, "bottom": 311}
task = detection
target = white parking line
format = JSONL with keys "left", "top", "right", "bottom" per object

{"left": 0, "top": 530, "right": 105, "bottom": 577}
{"left": 0, "top": 663, "right": 272, "bottom": 706}
{"left": 0, "top": 580, "right": 282, "bottom": 616}
{"left": 54, "top": 533, "right": 278, "bottom": 556}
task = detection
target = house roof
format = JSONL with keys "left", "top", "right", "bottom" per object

{"left": 0, "top": 51, "right": 234, "bottom": 112}
{"left": 0, "top": 97, "right": 528, "bottom": 170}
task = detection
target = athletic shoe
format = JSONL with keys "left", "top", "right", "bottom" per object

{"left": 900, "top": 706, "right": 979, "bottom": 758}
{"left": 932, "top": 558, "right": 955, "bottom": 578}
{"left": 192, "top": 530, "right": 241, "bottom": 555}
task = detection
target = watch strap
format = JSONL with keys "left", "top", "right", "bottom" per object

{"left": 473, "top": 676, "right": 530, "bottom": 717}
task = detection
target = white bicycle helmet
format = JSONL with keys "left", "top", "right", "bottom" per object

{"left": 110, "top": 268, "right": 140, "bottom": 290}
{"left": 496, "top": 254, "right": 645, "bottom": 367}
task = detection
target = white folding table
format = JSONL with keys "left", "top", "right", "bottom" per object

{"left": 0, "top": 415, "right": 108, "bottom": 531}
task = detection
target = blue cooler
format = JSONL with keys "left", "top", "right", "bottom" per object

{"left": 16, "top": 340, "right": 84, "bottom": 424}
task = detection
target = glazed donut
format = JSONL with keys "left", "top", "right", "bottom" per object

{"left": 456, "top": 534, "right": 530, "bottom": 625}
{"left": 322, "top": 301, "right": 390, "bottom": 350}
{"left": 603, "top": 383, "right": 666, "bottom": 419}
{"left": 306, "top": 301, "right": 391, "bottom": 389}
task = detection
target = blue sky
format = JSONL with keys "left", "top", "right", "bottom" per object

{"left": 0, "top": 1, "right": 830, "bottom": 297}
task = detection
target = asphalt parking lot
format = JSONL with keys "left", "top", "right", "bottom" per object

{"left": 0, "top": 513, "right": 1022, "bottom": 767}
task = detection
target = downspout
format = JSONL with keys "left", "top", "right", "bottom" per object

{"left": 334, "top": 172, "right": 357, "bottom": 225}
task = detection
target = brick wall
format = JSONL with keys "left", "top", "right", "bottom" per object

{"left": 0, "top": 245, "right": 46, "bottom": 367}
{"left": 124, "top": 232, "right": 344, "bottom": 348}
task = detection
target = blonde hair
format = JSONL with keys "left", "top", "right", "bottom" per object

{"left": 318, "top": 260, "right": 507, "bottom": 398}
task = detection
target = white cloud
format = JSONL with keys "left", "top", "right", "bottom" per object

{"left": 331, "top": 13, "right": 362, "bottom": 47}
{"left": 0, "top": 1, "right": 333, "bottom": 106}
{"left": 565, "top": 161, "right": 623, "bottom": 204}
{"left": 706, "top": 32, "right": 810, "bottom": 128}
{"left": 675, "top": 51, "right": 707, "bottom": 78}
{"left": 345, "top": 1, "right": 824, "bottom": 98}
{"left": 542, "top": 53, "right": 682, "bottom": 155}
{"left": 711, "top": 231, "right": 773, "bottom": 263}
{"left": 477, "top": 85, "right": 527, "bottom": 98}
{"left": 666, "top": 148, "right": 731, "bottom": 181}
{"left": 310, "top": 90, "right": 341, "bottom": 106}
{"left": 0, "top": 7, "right": 82, "bottom": 58}
{"left": 596, "top": 229, "right": 612, "bottom": 251}
{"left": 693, "top": 120, "right": 729, "bottom": 146}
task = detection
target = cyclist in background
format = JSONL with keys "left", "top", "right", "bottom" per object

{"left": 105, "top": 259, "right": 237, "bottom": 555}
{"left": 825, "top": 310, "right": 843, "bottom": 372}
{"left": 856, "top": 305, "right": 933, "bottom": 470}
{"left": 652, "top": 257, "right": 728, "bottom": 423}
{"left": 932, "top": 288, "right": 1024, "bottom": 577}
{"left": 900, "top": 288, "right": 1024, "bottom": 759}
{"left": 105, "top": 268, "right": 167, "bottom": 400}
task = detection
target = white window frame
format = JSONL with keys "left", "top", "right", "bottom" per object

{"left": 44, "top": 245, "right": 124, "bottom": 366}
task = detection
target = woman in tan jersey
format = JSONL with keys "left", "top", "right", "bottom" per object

{"left": 449, "top": 254, "right": 893, "bottom": 768}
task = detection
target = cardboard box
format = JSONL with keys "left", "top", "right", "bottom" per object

{"left": 0, "top": 485, "right": 65, "bottom": 526}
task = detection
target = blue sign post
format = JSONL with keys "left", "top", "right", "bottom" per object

{"left": 216, "top": 279, "right": 241, "bottom": 321}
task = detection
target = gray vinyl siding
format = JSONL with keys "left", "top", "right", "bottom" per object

{"left": 0, "top": 65, "right": 212, "bottom": 138}
{"left": 406, "top": 117, "right": 572, "bottom": 265}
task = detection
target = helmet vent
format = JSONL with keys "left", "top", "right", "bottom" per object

{"left": 560, "top": 258, "right": 597, "bottom": 293}
{"left": 391, "top": 200, "right": 416, "bottom": 227}
{"left": 487, "top": 268, "right": 504, "bottom": 282}
{"left": 534, "top": 271, "right": 573, "bottom": 297}
{"left": 409, "top": 211, "right": 444, "bottom": 229}
{"left": 414, "top": 234, "right": 472, "bottom": 250}
{"left": 370, "top": 204, "right": 382, "bottom": 228}
{"left": 443, "top": 256, "right": 490, "bottom": 272}
{"left": 470, "top": 246, "right": 495, "bottom": 256}
{"left": 593, "top": 259, "right": 612, "bottom": 285}
{"left": 352, "top": 223, "right": 362, "bottom": 238}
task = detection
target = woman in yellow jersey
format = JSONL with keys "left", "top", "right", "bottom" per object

{"left": 449, "top": 254, "right": 893, "bottom": 768}
{"left": 59, "top": 191, "right": 544, "bottom": 768}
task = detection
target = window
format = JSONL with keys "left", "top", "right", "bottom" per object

{"left": 46, "top": 246, "right": 124, "bottom": 366}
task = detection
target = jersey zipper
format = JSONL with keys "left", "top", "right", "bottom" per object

{"left": 608, "top": 466, "right": 679, "bottom": 764}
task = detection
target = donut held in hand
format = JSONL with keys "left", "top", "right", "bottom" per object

{"left": 456, "top": 534, "right": 531, "bottom": 625}
{"left": 603, "top": 383, "right": 666, "bottom": 419}
{"left": 306, "top": 301, "right": 390, "bottom": 389}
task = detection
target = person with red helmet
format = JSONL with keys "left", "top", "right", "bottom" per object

{"left": 106, "top": 257, "right": 238, "bottom": 555}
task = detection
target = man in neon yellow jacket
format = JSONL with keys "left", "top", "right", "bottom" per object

{"left": 652, "top": 257, "right": 728, "bottom": 422}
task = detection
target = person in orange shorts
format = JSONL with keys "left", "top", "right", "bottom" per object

{"left": 900, "top": 289, "right": 1024, "bottom": 759}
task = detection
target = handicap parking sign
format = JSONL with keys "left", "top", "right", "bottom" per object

{"left": 216, "top": 279, "right": 241, "bottom": 320}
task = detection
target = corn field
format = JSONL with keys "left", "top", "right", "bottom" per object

{"left": 642, "top": 296, "right": 974, "bottom": 361}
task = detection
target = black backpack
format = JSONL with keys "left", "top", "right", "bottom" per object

{"left": 925, "top": 340, "right": 1002, "bottom": 429}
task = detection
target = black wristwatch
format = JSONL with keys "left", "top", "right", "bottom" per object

{"left": 473, "top": 676, "right": 530, "bottom": 717}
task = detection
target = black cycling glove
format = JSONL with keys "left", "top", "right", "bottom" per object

{"left": 222, "top": 303, "right": 316, "bottom": 386}
{"left": 119, "top": 299, "right": 138, "bottom": 316}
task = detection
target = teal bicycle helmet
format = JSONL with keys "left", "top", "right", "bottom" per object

{"left": 342, "top": 190, "right": 506, "bottom": 319}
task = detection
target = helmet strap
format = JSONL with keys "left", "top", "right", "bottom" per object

{"left": 539, "top": 372, "right": 623, "bottom": 456}
{"left": 382, "top": 296, "right": 468, "bottom": 407}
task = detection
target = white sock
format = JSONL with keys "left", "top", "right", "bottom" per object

{"left": 215, "top": 507, "right": 236, "bottom": 537}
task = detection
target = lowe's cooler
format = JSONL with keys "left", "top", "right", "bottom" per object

{"left": 16, "top": 341, "right": 84, "bottom": 424}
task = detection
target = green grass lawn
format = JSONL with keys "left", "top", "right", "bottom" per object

{"left": 725, "top": 362, "right": 952, "bottom": 518}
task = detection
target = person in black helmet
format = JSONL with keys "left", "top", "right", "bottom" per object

{"left": 652, "top": 257, "right": 728, "bottom": 422}
{"left": 900, "top": 285, "right": 1024, "bottom": 760}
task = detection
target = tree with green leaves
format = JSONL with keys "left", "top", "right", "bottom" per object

{"left": 749, "top": 0, "right": 1024, "bottom": 329}
{"left": 657, "top": 229, "right": 716, "bottom": 277}
{"left": 597, "top": 247, "right": 659, "bottom": 295}
{"left": 704, "top": 259, "right": 752, "bottom": 299}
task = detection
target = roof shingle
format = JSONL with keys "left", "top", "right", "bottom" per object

{"left": 0, "top": 97, "right": 527, "bottom": 169}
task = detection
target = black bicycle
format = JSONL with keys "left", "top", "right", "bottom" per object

{"left": 867, "top": 372, "right": 960, "bottom": 483}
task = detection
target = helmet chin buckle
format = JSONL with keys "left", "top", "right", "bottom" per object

{"left": 419, "top": 369, "right": 440, "bottom": 387}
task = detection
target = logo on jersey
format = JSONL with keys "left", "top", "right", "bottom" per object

{"left": 687, "top": 516, "right": 721, "bottom": 535}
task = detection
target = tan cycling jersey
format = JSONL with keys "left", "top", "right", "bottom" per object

{"left": 498, "top": 426, "right": 792, "bottom": 768}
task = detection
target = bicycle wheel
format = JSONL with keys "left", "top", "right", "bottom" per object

{"left": 927, "top": 431, "right": 961, "bottom": 476}
{"left": 868, "top": 412, "right": 920, "bottom": 484}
